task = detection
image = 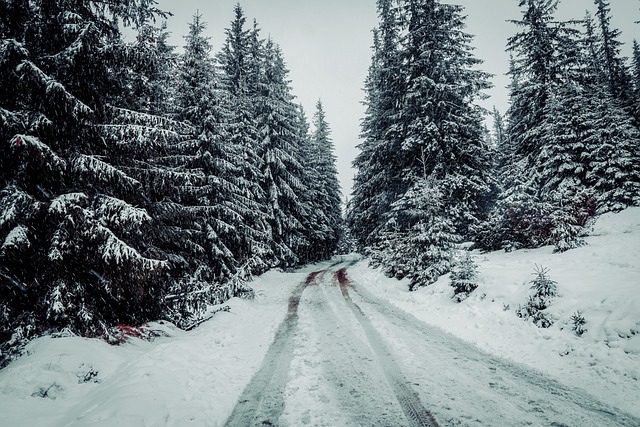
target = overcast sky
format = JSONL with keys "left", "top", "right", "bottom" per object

{"left": 152, "top": 0, "right": 640, "bottom": 198}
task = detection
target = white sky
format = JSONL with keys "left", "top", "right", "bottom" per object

{"left": 152, "top": 0, "right": 639, "bottom": 198}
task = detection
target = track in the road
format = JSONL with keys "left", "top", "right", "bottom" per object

{"left": 225, "top": 263, "right": 640, "bottom": 426}
{"left": 225, "top": 264, "right": 439, "bottom": 426}
{"left": 336, "top": 268, "right": 439, "bottom": 427}
{"left": 224, "top": 270, "right": 327, "bottom": 426}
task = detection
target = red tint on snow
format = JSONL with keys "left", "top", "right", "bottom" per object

{"left": 306, "top": 271, "right": 321, "bottom": 285}
{"left": 16, "top": 136, "right": 21, "bottom": 147}
{"left": 336, "top": 268, "right": 349, "bottom": 286}
{"left": 336, "top": 268, "right": 354, "bottom": 299}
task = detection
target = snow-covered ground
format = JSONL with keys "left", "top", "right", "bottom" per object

{"left": 0, "top": 209, "right": 638, "bottom": 426}
{"left": 0, "top": 262, "right": 330, "bottom": 427}
{"left": 349, "top": 207, "right": 640, "bottom": 419}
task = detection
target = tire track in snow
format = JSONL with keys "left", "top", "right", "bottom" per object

{"left": 335, "top": 268, "right": 440, "bottom": 427}
{"left": 224, "top": 270, "right": 325, "bottom": 427}
{"left": 343, "top": 268, "right": 640, "bottom": 427}
{"left": 295, "top": 272, "right": 411, "bottom": 426}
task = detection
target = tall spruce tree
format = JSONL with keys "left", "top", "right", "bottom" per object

{"left": 349, "top": 0, "right": 407, "bottom": 251}
{"left": 479, "top": 1, "right": 640, "bottom": 253}
{"left": 594, "top": 0, "right": 634, "bottom": 109}
{"left": 398, "top": 0, "right": 495, "bottom": 239}
{"left": 351, "top": 0, "right": 494, "bottom": 288}
{"left": 256, "top": 39, "right": 309, "bottom": 267}
{"left": 0, "top": 0, "right": 172, "bottom": 362}
{"left": 310, "top": 100, "right": 342, "bottom": 260}
{"left": 216, "top": 6, "right": 273, "bottom": 273}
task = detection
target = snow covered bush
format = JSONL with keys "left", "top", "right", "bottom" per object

{"left": 372, "top": 179, "right": 459, "bottom": 291}
{"left": 570, "top": 311, "right": 588, "bottom": 337}
{"left": 517, "top": 265, "right": 558, "bottom": 328}
{"left": 450, "top": 252, "right": 479, "bottom": 302}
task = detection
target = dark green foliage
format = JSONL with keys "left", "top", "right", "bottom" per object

{"left": 478, "top": 0, "right": 640, "bottom": 253}
{"left": 517, "top": 265, "right": 557, "bottom": 328}
{"left": 570, "top": 311, "right": 587, "bottom": 336}
{"left": 350, "top": 0, "right": 494, "bottom": 286}
{"left": 0, "top": 0, "right": 173, "bottom": 361}
{"left": 450, "top": 252, "right": 479, "bottom": 302}
{"left": 372, "top": 178, "right": 459, "bottom": 290}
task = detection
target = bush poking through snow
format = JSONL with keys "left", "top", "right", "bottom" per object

{"left": 517, "top": 265, "right": 558, "bottom": 328}
{"left": 450, "top": 252, "right": 479, "bottom": 302}
{"left": 571, "top": 311, "right": 588, "bottom": 337}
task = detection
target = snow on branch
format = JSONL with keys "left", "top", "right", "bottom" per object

{"left": 106, "top": 106, "right": 194, "bottom": 134}
{"left": 15, "top": 60, "right": 93, "bottom": 119}
{"left": 100, "top": 226, "right": 166, "bottom": 270}
{"left": 96, "top": 195, "right": 151, "bottom": 229}
{"left": 1, "top": 225, "right": 30, "bottom": 254}
{"left": 48, "top": 192, "right": 89, "bottom": 216}
{"left": 100, "top": 123, "right": 180, "bottom": 150}
{"left": 0, "top": 186, "right": 40, "bottom": 230}
{"left": 72, "top": 154, "right": 143, "bottom": 193}
{"left": 11, "top": 134, "right": 67, "bottom": 173}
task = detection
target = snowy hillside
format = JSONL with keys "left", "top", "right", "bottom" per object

{"left": 349, "top": 207, "right": 640, "bottom": 417}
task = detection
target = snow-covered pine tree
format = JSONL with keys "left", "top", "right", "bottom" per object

{"left": 480, "top": 1, "right": 591, "bottom": 252}
{"left": 398, "top": 0, "right": 495, "bottom": 240}
{"left": 374, "top": 178, "right": 459, "bottom": 291}
{"left": 295, "top": 105, "right": 333, "bottom": 264}
{"left": 117, "top": 21, "right": 177, "bottom": 116}
{"left": 349, "top": 0, "right": 408, "bottom": 251}
{"left": 506, "top": 0, "right": 576, "bottom": 171}
{"left": 352, "top": 0, "right": 494, "bottom": 287}
{"left": 593, "top": 0, "right": 634, "bottom": 112}
{"left": 174, "top": 12, "right": 216, "bottom": 127}
{"left": 518, "top": 265, "right": 558, "bottom": 328}
{"left": 168, "top": 12, "right": 266, "bottom": 319}
{"left": 255, "top": 39, "right": 310, "bottom": 267}
{"left": 309, "top": 100, "right": 342, "bottom": 260}
{"left": 1, "top": 0, "right": 171, "bottom": 363}
{"left": 216, "top": 6, "right": 273, "bottom": 273}
{"left": 450, "top": 252, "right": 479, "bottom": 302}
{"left": 631, "top": 40, "right": 640, "bottom": 121}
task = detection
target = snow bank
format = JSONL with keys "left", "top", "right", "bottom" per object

{"left": 0, "top": 265, "right": 322, "bottom": 427}
{"left": 348, "top": 207, "right": 640, "bottom": 417}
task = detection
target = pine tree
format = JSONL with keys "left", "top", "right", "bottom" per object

{"left": 351, "top": 0, "right": 495, "bottom": 287}
{"left": 174, "top": 12, "right": 216, "bottom": 126}
{"left": 631, "top": 40, "right": 640, "bottom": 123}
{"left": 374, "top": 178, "right": 459, "bottom": 290}
{"left": 399, "top": 0, "right": 495, "bottom": 239}
{"left": 310, "top": 100, "right": 342, "bottom": 259}
{"left": 1, "top": 0, "right": 172, "bottom": 362}
{"left": 349, "top": 0, "right": 407, "bottom": 250}
{"left": 216, "top": 5, "right": 272, "bottom": 273}
{"left": 517, "top": 265, "right": 557, "bottom": 328}
{"left": 594, "top": 0, "right": 634, "bottom": 108}
{"left": 450, "top": 252, "right": 479, "bottom": 302}
{"left": 481, "top": 0, "right": 602, "bottom": 252}
{"left": 255, "top": 39, "right": 310, "bottom": 267}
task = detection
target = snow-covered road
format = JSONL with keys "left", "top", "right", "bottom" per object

{"left": 225, "top": 261, "right": 640, "bottom": 426}
{"left": 1, "top": 253, "right": 639, "bottom": 426}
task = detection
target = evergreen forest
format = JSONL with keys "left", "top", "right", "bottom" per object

{"left": 348, "top": 0, "right": 640, "bottom": 289}
{"left": 0, "top": 0, "right": 342, "bottom": 365}
{"left": 2, "top": 0, "right": 640, "bottom": 367}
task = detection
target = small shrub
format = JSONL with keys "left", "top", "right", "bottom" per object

{"left": 450, "top": 252, "right": 479, "bottom": 302}
{"left": 517, "top": 265, "right": 557, "bottom": 328}
{"left": 570, "top": 311, "right": 587, "bottom": 337}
